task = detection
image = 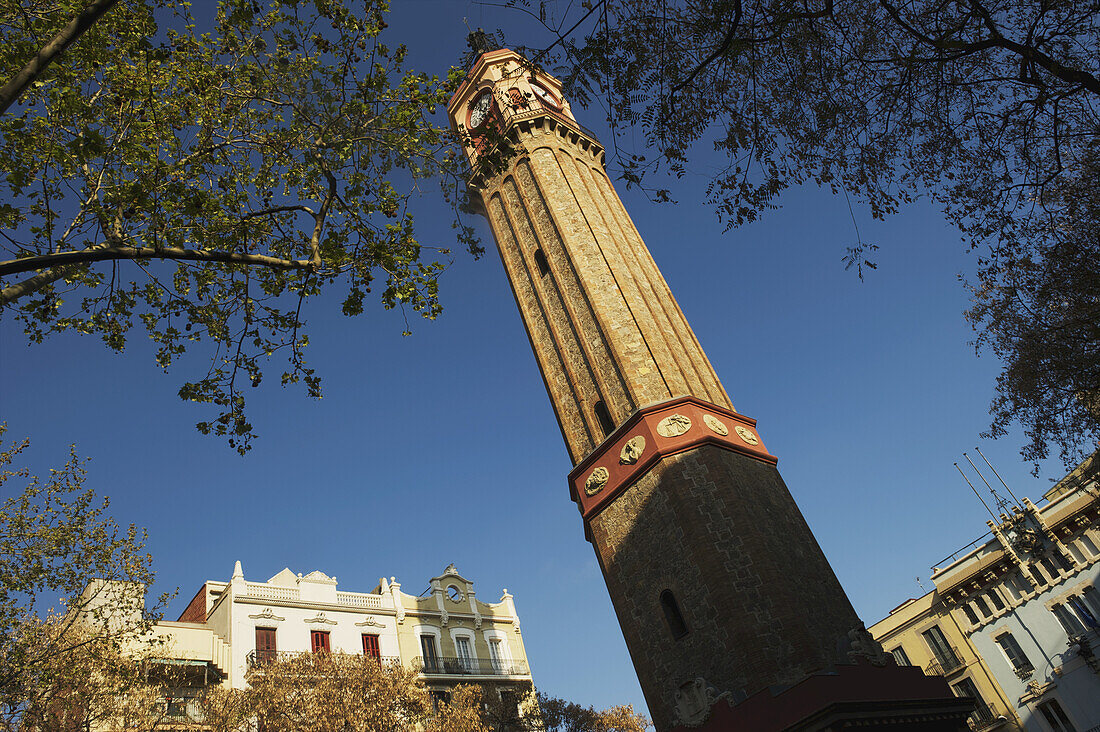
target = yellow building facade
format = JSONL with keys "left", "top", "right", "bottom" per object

{"left": 870, "top": 592, "right": 1023, "bottom": 730}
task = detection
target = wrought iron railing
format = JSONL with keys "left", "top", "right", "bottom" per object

{"left": 246, "top": 649, "right": 400, "bottom": 668}
{"left": 924, "top": 648, "right": 965, "bottom": 676}
{"left": 414, "top": 655, "right": 529, "bottom": 676}
{"left": 969, "top": 706, "right": 1003, "bottom": 730}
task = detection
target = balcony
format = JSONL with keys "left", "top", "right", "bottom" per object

{"left": 246, "top": 650, "right": 400, "bottom": 668}
{"left": 415, "top": 655, "right": 529, "bottom": 677}
{"left": 969, "top": 705, "right": 1009, "bottom": 730}
{"left": 924, "top": 649, "right": 965, "bottom": 677}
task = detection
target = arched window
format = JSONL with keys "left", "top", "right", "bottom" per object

{"left": 534, "top": 248, "right": 550, "bottom": 277}
{"left": 660, "top": 590, "right": 689, "bottom": 639}
{"left": 594, "top": 401, "right": 615, "bottom": 438}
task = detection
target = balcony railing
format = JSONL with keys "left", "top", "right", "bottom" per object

{"left": 924, "top": 649, "right": 965, "bottom": 677}
{"left": 246, "top": 649, "right": 400, "bottom": 668}
{"left": 415, "top": 656, "right": 529, "bottom": 677}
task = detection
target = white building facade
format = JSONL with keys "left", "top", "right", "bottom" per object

{"left": 172, "top": 562, "right": 533, "bottom": 696}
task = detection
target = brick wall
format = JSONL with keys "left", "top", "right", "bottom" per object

{"left": 589, "top": 445, "right": 861, "bottom": 730}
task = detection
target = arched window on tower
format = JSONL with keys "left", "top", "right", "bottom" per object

{"left": 534, "top": 248, "right": 550, "bottom": 277}
{"left": 660, "top": 590, "right": 689, "bottom": 639}
{"left": 594, "top": 401, "right": 615, "bottom": 438}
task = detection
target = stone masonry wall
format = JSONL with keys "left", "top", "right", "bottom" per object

{"left": 589, "top": 445, "right": 861, "bottom": 730}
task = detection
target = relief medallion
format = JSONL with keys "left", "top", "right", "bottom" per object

{"left": 734, "top": 425, "right": 759, "bottom": 445}
{"left": 656, "top": 413, "right": 692, "bottom": 437}
{"left": 619, "top": 435, "right": 646, "bottom": 464}
{"left": 585, "top": 466, "right": 610, "bottom": 496}
{"left": 702, "top": 414, "right": 728, "bottom": 436}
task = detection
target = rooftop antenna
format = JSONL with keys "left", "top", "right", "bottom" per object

{"left": 955, "top": 462, "right": 999, "bottom": 524}
{"left": 916, "top": 576, "right": 926, "bottom": 592}
{"left": 963, "top": 452, "right": 1014, "bottom": 516}
{"left": 974, "top": 446, "right": 1025, "bottom": 507}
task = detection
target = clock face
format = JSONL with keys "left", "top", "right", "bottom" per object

{"left": 531, "top": 83, "right": 559, "bottom": 109}
{"left": 469, "top": 92, "right": 492, "bottom": 128}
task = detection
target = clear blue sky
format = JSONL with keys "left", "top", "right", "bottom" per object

{"left": 0, "top": 0, "right": 1067, "bottom": 716}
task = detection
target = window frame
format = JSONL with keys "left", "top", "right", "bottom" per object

{"left": 1036, "top": 698, "right": 1076, "bottom": 732}
{"left": 889, "top": 645, "right": 911, "bottom": 667}
{"left": 921, "top": 625, "right": 960, "bottom": 670}
{"left": 994, "top": 632, "right": 1033, "bottom": 675}
{"left": 362, "top": 633, "right": 381, "bottom": 659}
{"left": 255, "top": 626, "right": 277, "bottom": 663}
{"left": 660, "top": 589, "right": 689, "bottom": 640}
{"left": 310, "top": 629, "right": 331, "bottom": 654}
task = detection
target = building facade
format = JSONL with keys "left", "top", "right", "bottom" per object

{"left": 871, "top": 454, "right": 1100, "bottom": 732}
{"left": 447, "top": 39, "right": 969, "bottom": 731}
{"left": 870, "top": 593, "right": 1024, "bottom": 730}
{"left": 152, "top": 562, "right": 531, "bottom": 718}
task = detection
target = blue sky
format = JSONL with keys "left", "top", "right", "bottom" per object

{"left": 0, "top": 0, "right": 1068, "bottom": 716}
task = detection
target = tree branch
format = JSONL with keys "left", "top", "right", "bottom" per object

{"left": 310, "top": 171, "right": 338, "bottom": 269}
{"left": 0, "top": 0, "right": 121, "bottom": 116}
{"left": 1, "top": 247, "right": 313, "bottom": 305}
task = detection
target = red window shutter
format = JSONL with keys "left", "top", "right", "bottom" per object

{"left": 256, "top": 627, "right": 276, "bottom": 651}
{"left": 311, "top": 630, "right": 330, "bottom": 653}
{"left": 255, "top": 627, "right": 276, "bottom": 662}
{"left": 362, "top": 633, "right": 380, "bottom": 658}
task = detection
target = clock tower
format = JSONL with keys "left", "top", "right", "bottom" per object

{"left": 448, "top": 43, "right": 971, "bottom": 731}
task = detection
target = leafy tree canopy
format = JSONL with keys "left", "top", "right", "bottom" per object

{"left": 0, "top": 426, "right": 166, "bottom": 728}
{"left": 0, "top": 0, "right": 479, "bottom": 452}
{"left": 504, "top": 0, "right": 1099, "bottom": 468}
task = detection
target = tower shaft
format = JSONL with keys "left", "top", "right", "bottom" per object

{"left": 483, "top": 121, "right": 730, "bottom": 463}
{"left": 448, "top": 48, "right": 969, "bottom": 731}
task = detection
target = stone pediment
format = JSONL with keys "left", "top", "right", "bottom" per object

{"left": 299, "top": 570, "right": 337, "bottom": 585}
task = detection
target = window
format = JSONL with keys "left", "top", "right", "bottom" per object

{"left": 1030, "top": 563, "right": 1049, "bottom": 586}
{"left": 507, "top": 87, "right": 529, "bottom": 111}
{"left": 255, "top": 627, "right": 276, "bottom": 663}
{"left": 1066, "top": 541, "right": 1087, "bottom": 564}
{"left": 420, "top": 634, "right": 440, "bottom": 672}
{"left": 962, "top": 604, "right": 980, "bottom": 625}
{"left": 1004, "top": 572, "right": 1027, "bottom": 599}
{"left": 1041, "top": 555, "right": 1063, "bottom": 578}
{"left": 974, "top": 595, "right": 992, "bottom": 618}
{"left": 455, "top": 636, "right": 473, "bottom": 671}
{"left": 488, "top": 638, "right": 505, "bottom": 672}
{"left": 1037, "top": 699, "right": 1076, "bottom": 732}
{"left": 890, "top": 646, "right": 911, "bottom": 666}
{"left": 921, "top": 626, "right": 960, "bottom": 671}
{"left": 1052, "top": 551, "right": 1074, "bottom": 571}
{"left": 1078, "top": 533, "right": 1099, "bottom": 557}
{"left": 951, "top": 677, "right": 993, "bottom": 727}
{"left": 1068, "top": 595, "right": 1100, "bottom": 629}
{"left": 362, "top": 633, "right": 380, "bottom": 659}
{"left": 534, "top": 248, "right": 550, "bottom": 277}
{"left": 310, "top": 630, "right": 330, "bottom": 653}
{"left": 1052, "top": 603, "right": 1086, "bottom": 635}
{"left": 987, "top": 589, "right": 1005, "bottom": 611}
{"left": 1053, "top": 595, "right": 1100, "bottom": 633}
{"left": 1082, "top": 586, "right": 1100, "bottom": 617}
{"left": 994, "top": 633, "right": 1033, "bottom": 675}
{"left": 500, "top": 689, "right": 521, "bottom": 722}
{"left": 447, "top": 584, "right": 463, "bottom": 602}
{"left": 594, "top": 401, "right": 615, "bottom": 438}
{"left": 660, "top": 590, "right": 689, "bottom": 639}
